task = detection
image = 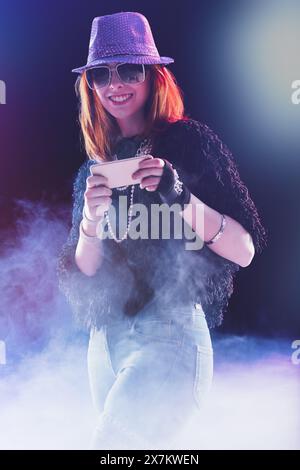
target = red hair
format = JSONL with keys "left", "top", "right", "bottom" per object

{"left": 74, "top": 65, "right": 190, "bottom": 162}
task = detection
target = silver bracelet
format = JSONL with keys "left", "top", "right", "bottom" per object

{"left": 82, "top": 206, "right": 98, "bottom": 224}
{"left": 205, "top": 214, "right": 227, "bottom": 245}
{"left": 82, "top": 206, "right": 103, "bottom": 224}
{"left": 79, "top": 219, "right": 102, "bottom": 243}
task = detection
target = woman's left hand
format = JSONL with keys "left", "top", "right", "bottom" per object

{"left": 132, "top": 156, "right": 165, "bottom": 191}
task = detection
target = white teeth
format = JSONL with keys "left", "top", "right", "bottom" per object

{"left": 110, "top": 94, "right": 132, "bottom": 102}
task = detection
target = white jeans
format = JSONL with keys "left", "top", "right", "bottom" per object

{"left": 87, "top": 302, "right": 213, "bottom": 449}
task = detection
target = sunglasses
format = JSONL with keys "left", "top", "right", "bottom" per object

{"left": 85, "top": 63, "right": 146, "bottom": 90}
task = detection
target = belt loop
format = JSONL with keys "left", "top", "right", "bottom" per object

{"left": 128, "top": 315, "right": 137, "bottom": 332}
{"left": 168, "top": 318, "right": 172, "bottom": 338}
{"left": 103, "top": 322, "right": 107, "bottom": 339}
{"left": 194, "top": 302, "right": 203, "bottom": 312}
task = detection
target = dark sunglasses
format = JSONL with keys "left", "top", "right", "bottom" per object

{"left": 85, "top": 63, "right": 146, "bottom": 90}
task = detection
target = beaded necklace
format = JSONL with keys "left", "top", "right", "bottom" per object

{"left": 104, "top": 137, "right": 153, "bottom": 243}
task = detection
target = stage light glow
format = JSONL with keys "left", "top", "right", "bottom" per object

{"left": 226, "top": 1, "right": 300, "bottom": 149}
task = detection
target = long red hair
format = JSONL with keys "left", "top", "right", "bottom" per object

{"left": 74, "top": 65, "right": 190, "bottom": 162}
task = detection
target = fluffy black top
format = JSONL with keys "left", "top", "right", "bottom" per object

{"left": 56, "top": 119, "right": 268, "bottom": 330}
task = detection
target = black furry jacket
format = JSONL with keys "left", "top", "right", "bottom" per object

{"left": 56, "top": 119, "right": 267, "bottom": 330}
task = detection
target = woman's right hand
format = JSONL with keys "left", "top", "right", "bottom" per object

{"left": 83, "top": 174, "right": 113, "bottom": 223}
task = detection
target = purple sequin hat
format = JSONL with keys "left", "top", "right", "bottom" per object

{"left": 71, "top": 11, "right": 174, "bottom": 73}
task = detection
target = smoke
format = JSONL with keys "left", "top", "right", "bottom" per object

{"left": 0, "top": 199, "right": 75, "bottom": 361}
{"left": 0, "top": 336, "right": 93, "bottom": 450}
{"left": 0, "top": 332, "right": 298, "bottom": 450}
{"left": 178, "top": 334, "right": 300, "bottom": 450}
{"left": 0, "top": 200, "right": 299, "bottom": 449}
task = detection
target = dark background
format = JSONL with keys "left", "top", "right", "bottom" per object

{"left": 0, "top": 0, "right": 299, "bottom": 341}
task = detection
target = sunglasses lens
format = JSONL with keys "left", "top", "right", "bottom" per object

{"left": 117, "top": 64, "right": 145, "bottom": 84}
{"left": 86, "top": 67, "right": 110, "bottom": 89}
{"left": 86, "top": 64, "right": 145, "bottom": 89}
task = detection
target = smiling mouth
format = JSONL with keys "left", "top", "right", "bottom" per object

{"left": 109, "top": 94, "right": 133, "bottom": 104}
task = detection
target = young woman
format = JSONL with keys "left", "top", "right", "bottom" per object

{"left": 57, "top": 12, "right": 267, "bottom": 449}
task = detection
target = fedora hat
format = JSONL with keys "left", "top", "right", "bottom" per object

{"left": 71, "top": 11, "right": 174, "bottom": 73}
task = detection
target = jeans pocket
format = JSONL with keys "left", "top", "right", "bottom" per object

{"left": 132, "top": 318, "right": 183, "bottom": 346}
{"left": 193, "top": 344, "right": 213, "bottom": 410}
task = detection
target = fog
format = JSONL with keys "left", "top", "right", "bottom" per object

{"left": 0, "top": 333, "right": 299, "bottom": 450}
{"left": 0, "top": 200, "right": 299, "bottom": 450}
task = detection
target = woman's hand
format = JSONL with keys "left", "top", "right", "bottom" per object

{"left": 133, "top": 155, "right": 191, "bottom": 208}
{"left": 132, "top": 156, "right": 165, "bottom": 191}
{"left": 83, "top": 174, "right": 112, "bottom": 221}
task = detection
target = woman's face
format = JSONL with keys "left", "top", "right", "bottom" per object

{"left": 94, "top": 62, "right": 151, "bottom": 121}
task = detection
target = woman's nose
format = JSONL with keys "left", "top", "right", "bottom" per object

{"left": 109, "top": 69, "right": 122, "bottom": 87}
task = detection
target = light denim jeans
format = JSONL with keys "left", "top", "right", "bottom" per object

{"left": 87, "top": 301, "right": 213, "bottom": 450}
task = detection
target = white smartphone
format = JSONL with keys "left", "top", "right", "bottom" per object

{"left": 90, "top": 155, "right": 153, "bottom": 189}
